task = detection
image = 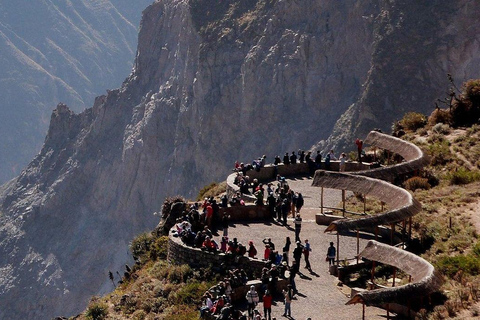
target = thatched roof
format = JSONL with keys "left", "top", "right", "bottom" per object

{"left": 312, "top": 171, "right": 421, "bottom": 232}
{"left": 354, "top": 131, "right": 429, "bottom": 182}
{"left": 346, "top": 241, "right": 443, "bottom": 306}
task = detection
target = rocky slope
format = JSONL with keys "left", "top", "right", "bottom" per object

{"left": 0, "top": 0, "right": 152, "bottom": 183}
{"left": 325, "top": 0, "right": 480, "bottom": 150}
{"left": 1, "top": 0, "right": 480, "bottom": 319}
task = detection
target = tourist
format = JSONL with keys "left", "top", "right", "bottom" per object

{"left": 339, "top": 152, "right": 347, "bottom": 172}
{"left": 274, "top": 155, "right": 281, "bottom": 165}
{"left": 327, "top": 242, "right": 336, "bottom": 266}
{"left": 314, "top": 150, "right": 322, "bottom": 169}
{"left": 299, "top": 150, "right": 305, "bottom": 163}
{"left": 294, "top": 214, "right": 302, "bottom": 243}
{"left": 262, "top": 238, "right": 276, "bottom": 250}
{"left": 264, "top": 244, "right": 271, "bottom": 261}
{"left": 329, "top": 149, "right": 337, "bottom": 160}
{"left": 293, "top": 241, "right": 303, "bottom": 269}
{"left": 248, "top": 240, "right": 258, "bottom": 258}
{"left": 283, "top": 152, "right": 290, "bottom": 165}
{"left": 200, "top": 292, "right": 213, "bottom": 318}
{"left": 325, "top": 153, "right": 331, "bottom": 170}
{"left": 282, "top": 236, "right": 291, "bottom": 257}
{"left": 355, "top": 138, "right": 363, "bottom": 163}
{"left": 303, "top": 239, "right": 312, "bottom": 270}
{"left": 262, "top": 290, "right": 273, "bottom": 320}
{"left": 245, "top": 285, "right": 259, "bottom": 318}
{"left": 290, "top": 151, "right": 297, "bottom": 164}
{"left": 282, "top": 284, "right": 293, "bottom": 317}
{"left": 295, "top": 193, "right": 304, "bottom": 213}
{"left": 221, "top": 211, "right": 230, "bottom": 236}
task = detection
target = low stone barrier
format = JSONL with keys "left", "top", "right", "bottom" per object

{"left": 168, "top": 230, "right": 267, "bottom": 275}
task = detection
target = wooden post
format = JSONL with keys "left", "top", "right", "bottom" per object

{"left": 449, "top": 216, "right": 452, "bottom": 229}
{"left": 386, "top": 303, "right": 390, "bottom": 320}
{"left": 363, "top": 194, "right": 366, "bottom": 214}
{"left": 392, "top": 268, "right": 396, "bottom": 287}
{"left": 356, "top": 230, "right": 360, "bottom": 264}
{"left": 362, "top": 303, "right": 365, "bottom": 320}
{"left": 390, "top": 224, "right": 394, "bottom": 245}
{"left": 371, "top": 261, "right": 376, "bottom": 284}
{"left": 375, "top": 226, "right": 379, "bottom": 241}
{"left": 342, "top": 189, "right": 346, "bottom": 217}
{"left": 321, "top": 187, "right": 324, "bottom": 214}
{"left": 336, "top": 233, "right": 340, "bottom": 267}
{"left": 408, "top": 217, "right": 412, "bottom": 240}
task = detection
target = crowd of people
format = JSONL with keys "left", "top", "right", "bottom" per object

{"left": 186, "top": 145, "right": 362, "bottom": 319}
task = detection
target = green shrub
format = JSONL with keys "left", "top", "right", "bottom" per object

{"left": 432, "top": 123, "right": 451, "bottom": 135}
{"left": 404, "top": 177, "right": 431, "bottom": 191}
{"left": 85, "top": 300, "right": 108, "bottom": 320}
{"left": 436, "top": 255, "right": 480, "bottom": 277}
{"left": 399, "top": 112, "right": 427, "bottom": 131}
{"left": 447, "top": 167, "right": 480, "bottom": 185}
{"left": 130, "top": 232, "right": 153, "bottom": 260}
{"left": 427, "top": 140, "right": 452, "bottom": 166}
{"left": 150, "top": 236, "right": 169, "bottom": 260}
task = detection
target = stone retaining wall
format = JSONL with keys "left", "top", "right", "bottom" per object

{"left": 168, "top": 228, "right": 267, "bottom": 275}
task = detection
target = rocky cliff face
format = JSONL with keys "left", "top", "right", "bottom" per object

{"left": 0, "top": 0, "right": 152, "bottom": 184}
{"left": 324, "top": 0, "right": 480, "bottom": 150}
{"left": 0, "top": 0, "right": 479, "bottom": 318}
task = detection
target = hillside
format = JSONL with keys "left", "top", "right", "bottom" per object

{"left": 0, "top": 0, "right": 152, "bottom": 183}
{"left": 72, "top": 107, "right": 480, "bottom": 319}
{"left": 1, "top": 1, "right": 480, "bottom": 319}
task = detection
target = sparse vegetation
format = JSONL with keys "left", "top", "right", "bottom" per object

{"left": 85, "top": 299, "right": 108, "bottom": 320}
{"left": 404, "top": 176, "right": 431, "bottom": 191}
{"left": 197, "top": 181, "right": 227, "bottom": 201}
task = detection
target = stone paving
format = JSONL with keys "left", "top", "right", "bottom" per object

{"left": 214, "top": 178, "right": 388, "bottom": 320}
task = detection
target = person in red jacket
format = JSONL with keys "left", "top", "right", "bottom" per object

{"left": 262, "top": 289, "right": 272, "bottom": 320}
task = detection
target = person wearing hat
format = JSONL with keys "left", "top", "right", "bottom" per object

{"left": 246, "top": 285, "right": 259, "bottom": 318}
{"left": 262, "top": 289, "right": 273, "bottom": 320}
{"left": 293, "top": 241, "right": 303, "bottom": 269}
{"left": 294, "top": 213, "right": 302, "bottom": 243}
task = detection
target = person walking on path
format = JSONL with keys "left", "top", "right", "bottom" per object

{"left": 294, "top": 214, "right": 302, "bottom": 243}
{"left": 303, "top": 239, "right": 312, "bottom": 270}
{"left": 282, "top": 284, "right": 293, "bottom": 317}
{"left": 263, "top": 290, "right": 273, "bottom": 320}
{"left": 295, "top": 193, "right": 304, "bottom": 213}
{"left": 283, "top": 237, "right": 291, "bottom": 256}
{"left": 327, "top": 242, "right": 336, "bottom": 266}
{"left": 293, "top": 241, "right": 303, "bottom": 269}
{"left": 246, "top": 285, "right": 259, "bottom": 318}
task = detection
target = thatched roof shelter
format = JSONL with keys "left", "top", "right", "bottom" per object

{"left": 355, "top": 131, "right": 429, "bottom": 182}
{"left": 312, "top": 171, "right": 421, "bottom": 232}
{"left": 346, "top": 240, "right": 443, "bottom": 306}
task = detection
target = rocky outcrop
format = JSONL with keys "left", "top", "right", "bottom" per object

{"left": 1, "top": 0, "right": 480, "bottom": 318}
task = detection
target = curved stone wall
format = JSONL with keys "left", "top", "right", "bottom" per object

{"left": 347, "top": 241, "right": 442, "bottom": 306}
{"left": 312, "top": 131, "right": 441, "bottom": 308}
